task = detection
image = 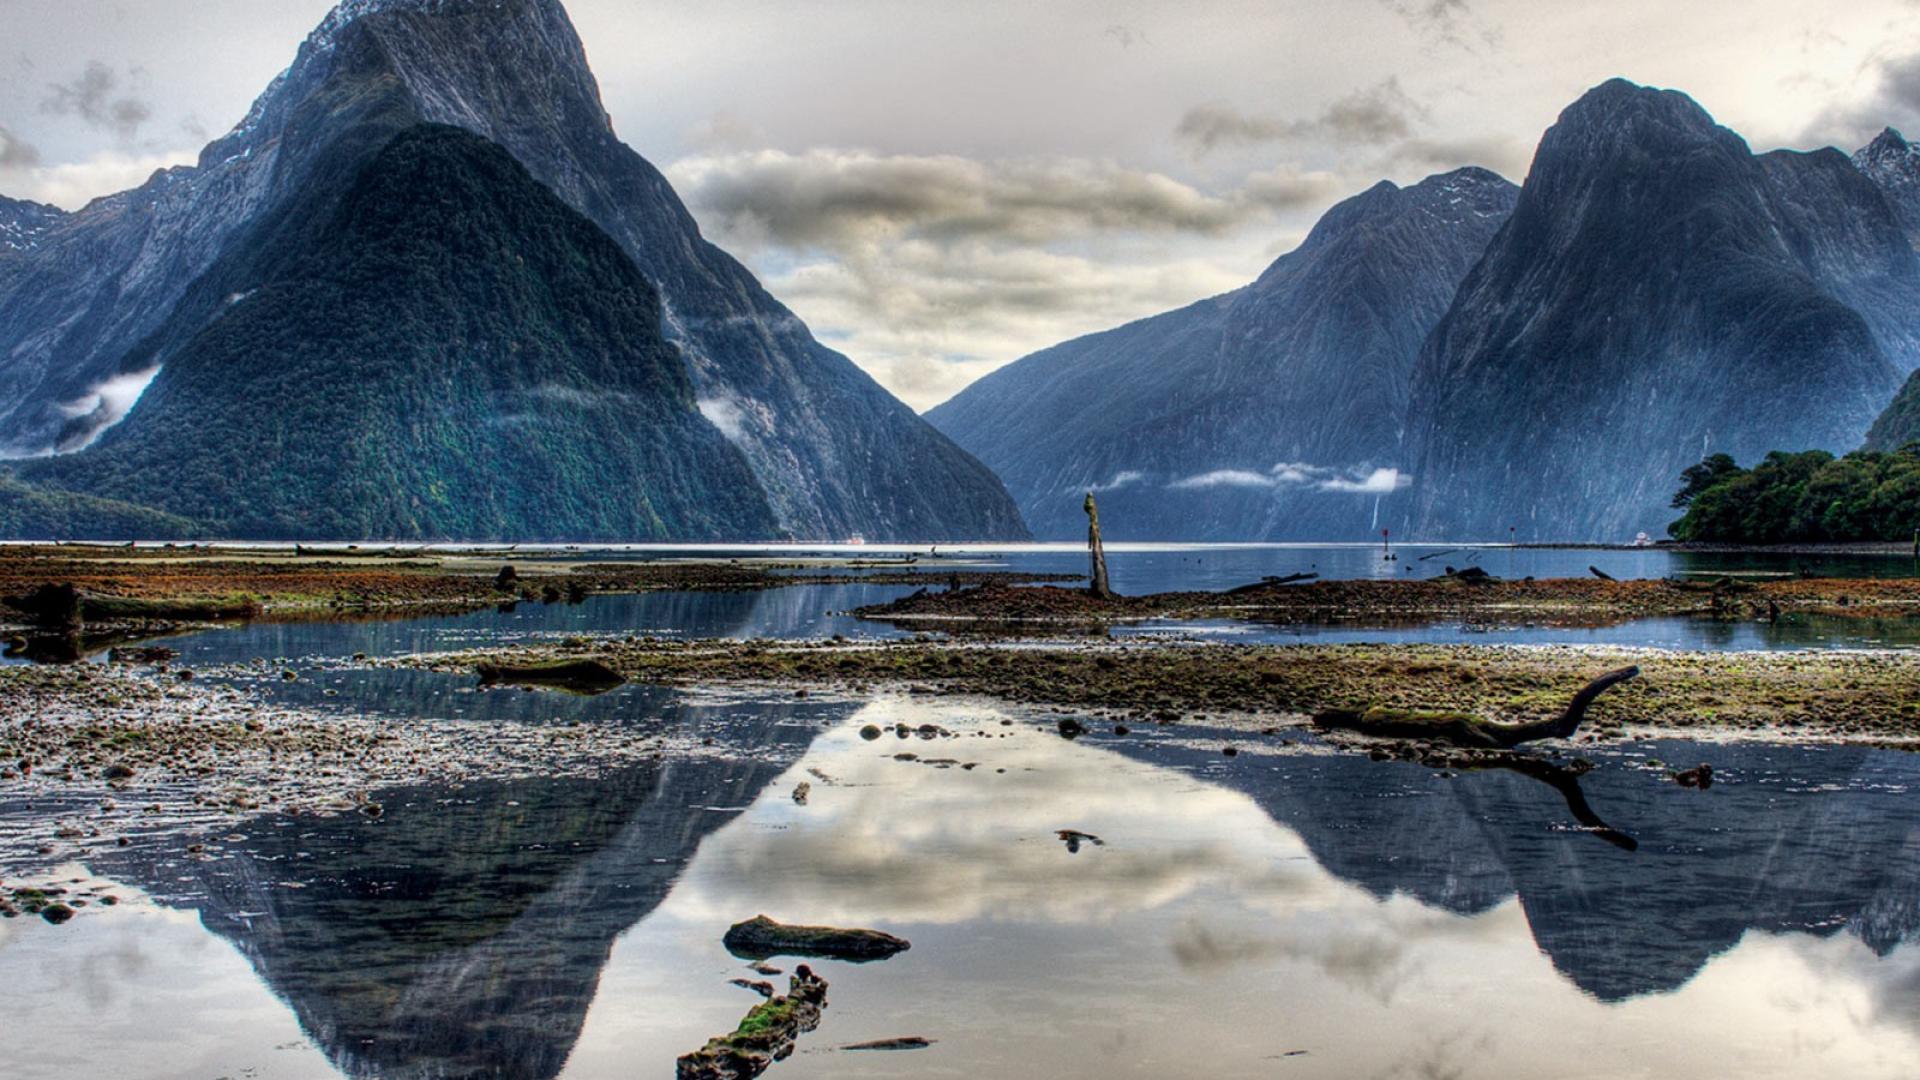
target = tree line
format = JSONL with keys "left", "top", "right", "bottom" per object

{"left": 1667, "top": 447, "right": 1920, "bottom": 542}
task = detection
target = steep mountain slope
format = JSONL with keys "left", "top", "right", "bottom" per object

{"left": 0, "top": 196, "right": 65, "bottom": 254}
{"left": 1402, "top": 79, "right": 1909, "bottom": 540}
{"left": 0, "top": 472, "right": 196, "bottom": 541}
{"left": 1864, "top": 370, "right": 1920, "bottom": 451}
{"left": 24, "top": 125, "right": 778, "bottom": 541}
{"left": 928, "top": 168, "right": 1517, "bottom": 540}
{"left": 1854, "top": 127, "right": 1920, "bottom": 248}
{"left": 0, "top": 0, "right": 1024, "bottom": 540}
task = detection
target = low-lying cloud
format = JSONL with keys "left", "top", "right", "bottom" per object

{"left": 57, "top": 365, "right": 160, "bottom": 450}
{"left": 1170, "top": 463, "right": 1409, "bottom": 494}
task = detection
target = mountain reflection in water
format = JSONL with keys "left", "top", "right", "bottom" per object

{"left": 5, "top": 696, "right": 1920, "bottom": 1078}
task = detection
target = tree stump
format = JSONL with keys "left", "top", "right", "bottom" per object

{"left": 1084, "top": 492, "right": 1113, "bottom": 600}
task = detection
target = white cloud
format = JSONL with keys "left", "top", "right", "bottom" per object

{"left": 697, "top": 396, "right": 750, "bottom": 443}
{"left": 1170, "top": 463, "right": 1411, "bottom": 493}
{"left": 1091, "top": 470, "right": 1146, "bottom": 492}
{"left": 1171, "top": 469, "right": 1280, "bottom": 490}
{"left": 56, "top": 365, "right": 160, "bottom": 449}
{"left": 3, "top": 148, "right": 195, "bottom": 210}
{"left": 670, "top": 148, "right": 1342, "bottom": 410}
{"left": 1321, "top": 467, "right": 1408, "bottom": 493}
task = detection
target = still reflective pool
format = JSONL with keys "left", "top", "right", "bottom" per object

{"left": 5, "top": 692, "right": 1919, "bottom": 1079}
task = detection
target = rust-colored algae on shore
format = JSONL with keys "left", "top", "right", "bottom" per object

{"left": 0, "top": 544, "right": 1074, "bottom": 618}
{"left": 853, "top": 576, "right": 1920, "bottom": 631}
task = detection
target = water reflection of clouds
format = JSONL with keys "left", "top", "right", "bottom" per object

{"left": 0, "top": 900, "right": 329, "bottom": 1076}
{"left": 631, "top": 698, "right": 1920, "bottom": 1078}
{"left": 669, "top": 698, "right": 1361, "bottom": 928}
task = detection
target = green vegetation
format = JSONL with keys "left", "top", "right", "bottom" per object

{"left": 1667, "top": 449, "right": 1920, "bottom": 542}
{"left": 0, "top": 471, "right": 197, "bottom": 540}
{"left": 24, "top": 125, "right": 779, "bottom": 541}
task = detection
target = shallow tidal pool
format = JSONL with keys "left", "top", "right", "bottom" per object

{"left": 4, "top": 690, "right": 1919, "bottom": 1079}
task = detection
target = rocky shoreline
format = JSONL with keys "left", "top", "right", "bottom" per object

{"left": 0, "top": 544, "right": 1077, "bottom": 620}
{"left": 0, "top": 662, "right": 688, "bottom": 881}
{"left": 852, "top": 575, "right": 1920, "bottom": 631}
{"left": 389, "top": 636, "right": 1920, "bottom": 747}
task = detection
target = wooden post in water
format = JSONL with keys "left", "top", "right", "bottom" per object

{"left": 1085, "top": 491, "right": 1113, "bottom": 600}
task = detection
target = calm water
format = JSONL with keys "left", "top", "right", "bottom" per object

{"left": 6, "top": 552, "right": 1920, "bottom": 1077}
{"left": 12, "top": 543, "right": 1920, "bottom": 667}
{"left": 4, "top": 697, "right": 1919, "bottom": 1079}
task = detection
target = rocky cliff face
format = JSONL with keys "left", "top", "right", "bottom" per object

{"left": 0, "top": 196, "right": 65, "bottom": 254}
{"left": 24, "top": 125, "right": 781, "bottom": 541}
{"left": 927, "top": 168, "right": 1516, "bottom": 540}
{"left": 1402, "top": 79, "right": 1911, "bottom": 540}
{"left": 1854, "top": 127, "right": 1920, "bottom": 248}
{"left": 1865, "top": 369, "right": 1920, "bottom": 451}
{"left": 0, "top": 0, "right": 1024, "bottom": 540}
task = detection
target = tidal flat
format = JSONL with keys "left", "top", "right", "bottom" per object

{"left": 8, "top": 549, "right": 1920, "bottom": 1077}
{"left": 396, "top": 636, "right": 1920, "bottom": 745}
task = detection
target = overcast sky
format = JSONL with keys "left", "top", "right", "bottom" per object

{"left": 5, "top": 0, "right": 1920, "bottom": 409}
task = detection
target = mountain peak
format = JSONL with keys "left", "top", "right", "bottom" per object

{"left": 1553, "top": 78, "right": 1725, "bottom": 144}
{"left": 0, "top": 194, "right": 67, "bottom": 254}
{"left": 1853, "top": 126, "right": 1920, "bottom": 248}
{"left": 309, "top": 0, "right": 527, "bottom": 48}
{"left": 1855, "top": 126, "right": 1919, "bottom": 172}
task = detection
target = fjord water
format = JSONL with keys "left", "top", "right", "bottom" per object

{"left": 21, "top": 542, "right": 1920, "bottom": 669}
{"left": 7, "top": 548, "right": 1920, "bottom": 1078}
{"left": 5, "top": 696, "right": 1919, "bottom": 1079}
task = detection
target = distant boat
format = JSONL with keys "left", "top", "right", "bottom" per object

{"left": 846, "top": 534, "right": 867, "bottom": 546}
{"left": 1633, "top": 532, "right": 1653, "bottom": 547}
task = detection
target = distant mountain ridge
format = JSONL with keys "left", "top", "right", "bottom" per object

{"left": 1402, "top": 79, "right": 1916, "bottom": 539}
{"left": 0, "top": 0, "right": 1025, "bottom": 541}
{"left": 928, "top": 168, "right": 1517, "bottom": 540}
{"left": 937, "top": 76, "right": 1920, "bottom": 542}
{"left": 0, "top": 196, "right": 64, "bottom": 254}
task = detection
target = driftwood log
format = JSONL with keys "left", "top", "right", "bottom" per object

{"left": 475, "top": 658, "right": 626, "bottom": 694}
{"left": 1222, "top": 572, "right": 1319, "bottom": 596}
{"left": 1670, "top": 575, "right": 1753, "bottom": 594}
{"left": 677, "top": 966, "right": 830, "bottom": 1080}
{"left": 1312, "top": 665, "right": 1640, "bottom": 749}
